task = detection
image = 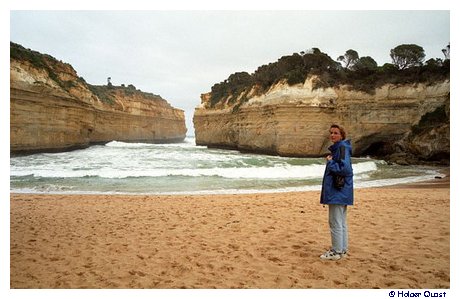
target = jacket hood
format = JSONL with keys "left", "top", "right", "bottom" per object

{"left": 329, "top": 139, "right": 352, "bottom": 153}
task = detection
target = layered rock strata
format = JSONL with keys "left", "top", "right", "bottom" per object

{"left": 10, "top": 48, "right": 186, "bottom": 154}
{"left": 194, "top": 78, "right": 449, "bottom": 162}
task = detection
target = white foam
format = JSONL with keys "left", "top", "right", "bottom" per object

{"left": 10, "top": 172, "right": 445, "bottom": 196}
{"left": 10, "top": 139, "right": 445, "bottom": 195}
{"left": 10, "top": 160, "right": 380, "bottom": 180}
{"left": 105, "top": 137, "right": 203, "bottom": 149}
{"left": 355, "top": 172, "right": 444, "bottom": 188}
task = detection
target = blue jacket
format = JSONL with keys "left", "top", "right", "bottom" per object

{"left": 320, "top": 140, "right": 354, "bottom": 205}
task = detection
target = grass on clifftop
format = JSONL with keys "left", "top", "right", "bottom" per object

{"left": 87, "top": 84, "right": 167, "bottom": 106}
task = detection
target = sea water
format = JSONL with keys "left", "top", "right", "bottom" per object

{"left": 10, "top": 137, "right": 444, "bottom": 195}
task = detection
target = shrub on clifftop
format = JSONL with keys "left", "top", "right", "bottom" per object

{"left": 208, "top": 44, "right": 450, "bottom": 108}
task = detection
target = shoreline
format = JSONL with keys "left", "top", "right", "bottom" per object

{"left": 9, "top": 170, "right": 449, "bottom": 196}
{"left": 387, "top": 166, "right": 449, "bottom": 189}
{"left": 10, "top": 175, "right": 450, "bottom": 196}
{"left": 10, "top": 174, "right": 450, "bottom": 289}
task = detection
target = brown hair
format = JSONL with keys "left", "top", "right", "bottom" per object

{"left": 330, "top": 124, "right": 346, "bottom": 140}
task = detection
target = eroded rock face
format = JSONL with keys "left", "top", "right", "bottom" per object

{"left": 193, "top": 77, "right": 449, "bottom": 162}
{"left": 10, "top": 53, "right": 186, "bottom": 154}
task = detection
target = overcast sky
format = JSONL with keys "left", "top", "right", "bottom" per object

{"left": 9, "top": 9, "right": 450, "bottom": 134}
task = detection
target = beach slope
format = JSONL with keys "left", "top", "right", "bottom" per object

{"left": 10, "top": 184, "right": 449, "bottom": 288}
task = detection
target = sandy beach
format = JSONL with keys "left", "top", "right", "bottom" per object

{"left": 10, "top": 176, "right": 450, "bottom": 289}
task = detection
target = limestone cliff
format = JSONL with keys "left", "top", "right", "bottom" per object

{"left": 194, "top": 77, "right": 449, "bottom": 164}
{"left": 10, "top": 43, "right": 186, "bottom": 154}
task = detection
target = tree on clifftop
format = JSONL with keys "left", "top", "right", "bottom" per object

{"left": 354, "top": 56, "right": 378, "bottom": 71}
{"left": 442, "top": 43, "right": 450, "bottom": 60}
{"left": 390, "top": 44, "right": 425, "bottom": 70}
{"left": 337, "top": 49, "right": 359, "bottom": 69}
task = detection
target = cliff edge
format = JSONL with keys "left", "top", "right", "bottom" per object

{"left": 10, "top": 42, "right": 186, "bottom": 154}
{"left": 194, "top": 77, "right": 449, "bottom": 164}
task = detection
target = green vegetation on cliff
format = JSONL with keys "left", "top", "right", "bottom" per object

{"left": 87, "top": 84, "right": 167, "bottom": 105}
{"left": 411, "top": 105, "right": 448, "bottom": 135}
{"left": 10, "top": 42, "right": 83, "bottom": 91}
{"left": 11, "top": 42, "right": 168, "bottom": 106}
{"left": 209, "top": 45, "right": 450, "bottom": 109}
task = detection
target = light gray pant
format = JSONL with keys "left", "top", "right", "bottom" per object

{"left": 328, "top": 204, "right": 348, "bottom": 253}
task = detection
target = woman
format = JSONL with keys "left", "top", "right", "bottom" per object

{"left": 320, "top": 124, "right": 354, "bottom": 260}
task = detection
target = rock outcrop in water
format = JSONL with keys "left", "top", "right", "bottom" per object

{"left": 194, "top": 77, "right": 449, "bottom": 164}
{"left": 10, "top": 42, "right": 186, "bottom": 154}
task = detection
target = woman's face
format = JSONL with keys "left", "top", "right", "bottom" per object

{"left": 329, "top": 127, "right": 342, "bottom": 143}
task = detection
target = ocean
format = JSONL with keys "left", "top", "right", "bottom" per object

{"left": 10, "top": 137, "right": 444, "bottom": 195}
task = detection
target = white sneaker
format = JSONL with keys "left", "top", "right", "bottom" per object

{"left": 320, "top": 249, "right": 342, "bottom": 260}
